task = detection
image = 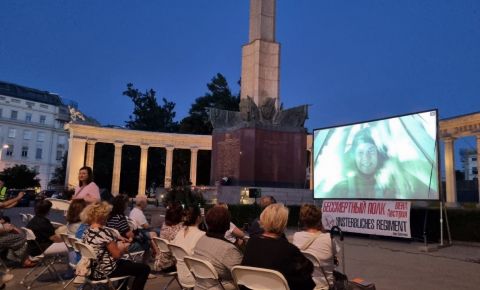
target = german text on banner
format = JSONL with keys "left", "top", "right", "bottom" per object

{"left": 321, "top": 200, "right": 411, "bottom": 238}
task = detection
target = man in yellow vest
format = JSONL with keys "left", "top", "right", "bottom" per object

{"left": 0, "top": 179, "right": 7, "bottom": 202}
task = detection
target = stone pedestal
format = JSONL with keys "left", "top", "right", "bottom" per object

{"left": 211, "top": 127, "right": 307, "bottom": 188}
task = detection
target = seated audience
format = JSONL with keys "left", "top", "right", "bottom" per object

{"left": 154, "top": 202, "right": 183, "bottom": 272}
{"left": 293, "top": 204, "right": 339, "bottom": 289}
{"left": 218, "top": 203, "right": 246, "bottom": 245}
{"left": 0, "top": 215, "right": 27, "bottom": 264}
{"left": 25, "top": 200, "right": 67, "bottom": 267}
{"left": 171, "top": 205, "right": 205, "bottom": 285}
{"left": 66, "top": 199, "right": 88, "bottom": 235}
{"left": 81, "top": 202, "right": 150, "bottom": 290}
{"left": 129, "top": 194, "right": 158, "bottom": 255}
{"left": 242, "top": 203, "right": 315, "bottom": 290}
{"left": 247, "top": 195, "right": 276, "bottom": 237}
{"left": 107, "top": 195, "right": 144, "bottom": 252}
{"left": 193, "top": 206, "right": 242, "bottom": 290}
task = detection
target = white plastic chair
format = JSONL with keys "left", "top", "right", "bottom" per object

{"left": 60, "top": 234, "right": 78, "bottom": 289}
{"left": 167, "top": 244, "right": 196, "bottom": 289}
{"left": 184, "top": 256, "right": 226, "bottom": 290}
{"left": 74, "top": 241, "right": 130, "bottom": 290}
{"left": 231, "top": 265, "right": 290, "bottom": 290}
{"left": 302, "top": 251, "right": 332, "bottom": 290}
{"left": 26, "top": 214, "right": 34, "bottom": 222}
{"left": 152, "top": 237, "right": 183, "bottom": 290}
{"left": 19, "top": 213, "right": 29, "bottom": 224}
{"left": 20, "top": 227, "right": 65, "bottom": 290}
{"left": 46, "top": 198, "right": 71, "bottom": 212}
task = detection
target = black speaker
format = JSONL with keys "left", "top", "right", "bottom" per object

{"left": 248, "top": 188, "right": 261, "bottom": 198}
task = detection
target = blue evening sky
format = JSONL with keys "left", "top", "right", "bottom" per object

{"left": 1, "top": 0, "right": 479, "bottom": 157}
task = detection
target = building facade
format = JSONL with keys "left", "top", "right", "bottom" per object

{"left": 0, "top": 81, "right": 70, "bottom": 189}
{"left": 462, "top": 150, "right": 478, "bottom": 180}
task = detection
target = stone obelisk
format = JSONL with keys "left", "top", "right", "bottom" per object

{"left": 210, "top": 0, "right": 307, "bottom": 188}
{"left": 241, "top": 0, "right": 280, "bottom": 109}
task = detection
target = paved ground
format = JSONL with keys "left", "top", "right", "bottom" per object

{"left": 2, "top": 206, "right": 480, "bottom": 289}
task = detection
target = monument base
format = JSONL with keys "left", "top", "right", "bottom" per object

{"left": 211, "top": 127, "right": 307, "bottom": 188}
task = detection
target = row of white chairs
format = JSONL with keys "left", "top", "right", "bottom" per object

{"left": 153, "top": 237, "right": 293, "bottom": 290}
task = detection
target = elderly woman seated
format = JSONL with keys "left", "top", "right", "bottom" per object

{"left": 293, "top": 204, "right": 339, "bottom": 289}
{"left": 192, "top": 205, "right": 243, "bottom": 290}
{"left": 81, "top": 202, "right": 150, "bottom": 290}
{"left": 242, "top": 203, "right": 315, "bottom": 290}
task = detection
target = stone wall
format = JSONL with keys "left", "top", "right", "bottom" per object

{"left": 217, "top": 185, "right": 315, "bottom": 205}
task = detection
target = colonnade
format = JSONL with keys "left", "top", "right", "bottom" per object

{"left": 65, "top": 123, "right": 212, "bottom": 196}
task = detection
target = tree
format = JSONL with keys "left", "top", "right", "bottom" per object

{"left": 0, "top": 165, "right": 40, "bottom": 189}
{"left": 179, "top": 73, "right": 240, "bottom": 134}
{"left": 49, "top": 151, "right": 68, "bottom": 186}
{"left": 123, "top": 83, "right": 179, "bottom": 132}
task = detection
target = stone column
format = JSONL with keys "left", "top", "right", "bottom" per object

{"left": 111, "top": 143, "right": 123, "bottom": 196}
{"left": 164, "top": 147, "right": 174, "bottom": 189}
{"left": 444, "top": 137, "right": 457, "bottom": 204}
{"left": 190, "top": 148, "right": 199, "bottom": 186}
{"left": 477, "top": 135, "right": 480, "bottom": 204}
{"left": 85, "top": 140, "right": 96, "bottom": 169}
{"left": 137, "top": 145, "right": 149, "bottom": 196}
{"left": 65, "top": 137, "right": 86, "bottom": 188}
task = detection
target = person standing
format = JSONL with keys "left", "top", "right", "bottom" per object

{"left": 72, "top": 166, "right": 100, "bottom": 203}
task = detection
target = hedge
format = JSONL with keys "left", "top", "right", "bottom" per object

{"left": 227, "top": 204, "right": 480, "bottom": 243}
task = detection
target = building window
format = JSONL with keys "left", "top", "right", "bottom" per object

{"left": 35, "top": 148, "right": 43, "bottom": 160}
{"left": 39, "top": 115, "right": 46, "bottom": 124}
{"left": 10, "top": 110, "right": 18, "bottom": 120}
{"left": 473, "top": 157, "right": 477, "bottom": 162}
{"left": 26, "top": 101, "right": 35, "bottom": 107}
{"left": 21, "top": 146, "right": 28, "bottom": 158}
{"left": 40, "top": 104, "right": 48, "bottom": 109}
{"left": 8, "top": 128, "right": 16, "bottom": 138}
{"left": 33, "top": 165, "right": 40, "bottom": 173}
{"left": 5, "top": 145, "right": 13, "bottom": 157}
{"left": 0, "top": 108, "right": 2, "bottom": 117}
{"left": 56, "top": 150, "right": 63, "bottom": 161}
{"left": 25, "top": 113, "right": 32, "bottom": 122}
{"left": 37, "top": 132, "right": 45, "bottom": 142}
{"left": 58, "top": 135, "right": 66, "bottom": 145}
{"left": 23, "top": 130, "right": 32, "bottom": 140}
{"left": 473, "top": 167, "right": 478, "bottom": 175}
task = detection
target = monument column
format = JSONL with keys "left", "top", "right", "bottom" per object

{"left": 111, "top": 143, "right": 123, "bottom": 196}
{"left": 85, "top": 140, "right": 96, "bottom": 169}
{"left": 137, "top": 145, "right": 149, "bottom": 196}
{"left": 65, "top": 137, "right": 86, "bottom": 188}
{"left": 444, "top": 137, "right": 457, "bottom": 204}
{"left": 164, "top": 147, "right": 174, "bottom": 189}
{"left": 190, "top": 148, "right": 199, "bottom": 186}
{"left": 477, "top": 135, "right": 480, "bottom": 204}
{"left": 241, "top": 0, "right": 280, "bottom": 107}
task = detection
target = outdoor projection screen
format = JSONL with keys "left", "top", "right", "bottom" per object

{"left": 313, "top": 110, "right": 440, "bottom": 200}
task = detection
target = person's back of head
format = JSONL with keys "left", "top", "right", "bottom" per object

{"left": 206, "top": 206, "right": 231, "bottom": 235}
{"left": 110, "top": 194, "right": 129, "bottom": 217}
{"left": 299, "top": 204, "right": 322, "bottom": 230}
{"left": 260, "top": 195, "right": 276, "bottom": 210}
{"left": 183, "top": 205, "right": 200, "bottom": 227}
{"left": 135, "top": 194, "right": 148, "bottom": 209}
{"left": 35, "top": 199, "right": 53, "bottom": 217}
{"left": 165, "top": 202, "right": 183, "bottom": 226}
{"left": 80, "top": 201, "right": 113, "bottom": 225}
{"left": 66, "top": 199, "right": 88, "bottom": 223}
{"left": 260, "top": 203, "right": 288, "bottom": 235}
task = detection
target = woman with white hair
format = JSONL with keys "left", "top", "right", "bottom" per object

{"left": 242, "top": 203, "right": 315, "bottom": 290}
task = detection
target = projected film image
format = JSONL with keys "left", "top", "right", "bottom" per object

{"left": 313, "top": 110, "right": 439, "bottom": 200}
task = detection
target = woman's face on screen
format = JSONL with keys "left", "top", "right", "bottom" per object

{"left": 355, "top": 142, "right": 378, "bottom": 175}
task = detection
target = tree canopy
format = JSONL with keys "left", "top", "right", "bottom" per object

{"left": 0, "top": 165, "right": 40, "bottom": 189}
{"left": 179, "top": 73, "right": 239, "bottom": 134}
{"left": 49, "top": 151, "right": 67, "bottom": 186}
{"left": 124, "top": 83, "right": 179, "bottom": 132}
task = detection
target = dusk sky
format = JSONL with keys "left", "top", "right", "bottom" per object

{"left": 1, "top": 0, "right": 479, "bottom": 154}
